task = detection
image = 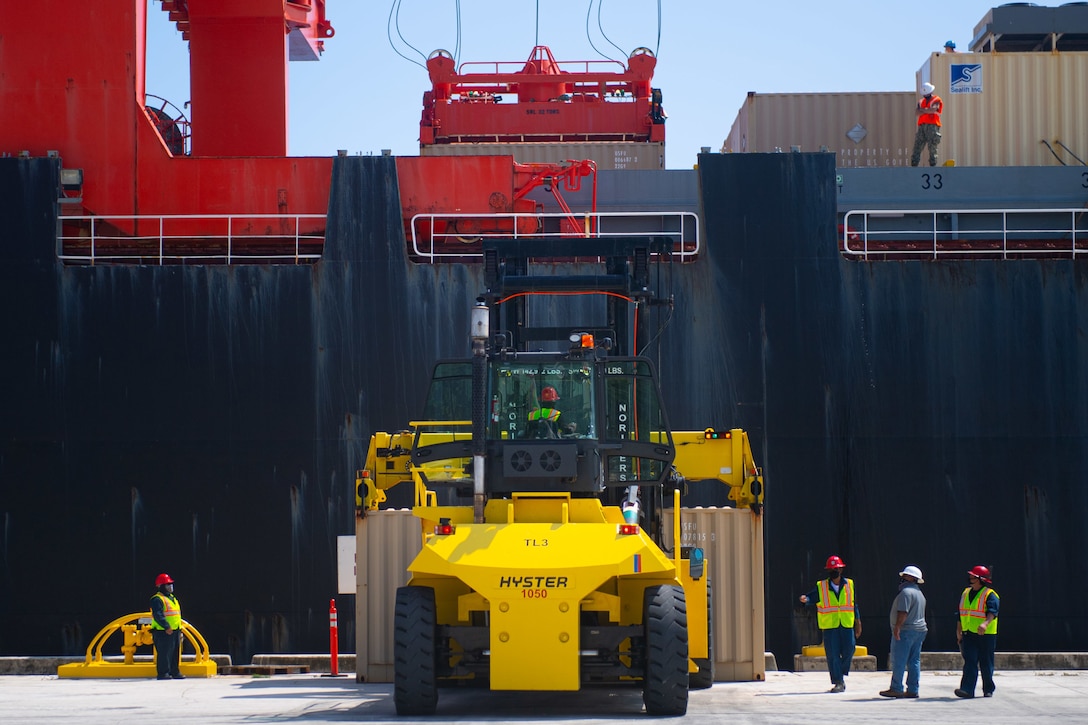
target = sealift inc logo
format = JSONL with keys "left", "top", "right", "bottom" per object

{"left": 950, "top": 64, "right": 983, "bottom": 94}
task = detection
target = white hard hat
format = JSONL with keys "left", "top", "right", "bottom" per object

{"left": 899, "top": 565, "right": 924, "bottom": 583}
{"left": 922, "top": 82, "right": 935, "bottom": 95}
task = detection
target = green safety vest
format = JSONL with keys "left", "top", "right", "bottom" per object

{"left": 816, "top": 578, "right": 856, "bottom": 629}
{"left": 151, "top": 592, "right": 182, "bottom": 631}
{"left": 959, "top": 586, "right": 998, "bottom": 634}
{"left": 528, "top": 407, "right": 561, "bottom": 422}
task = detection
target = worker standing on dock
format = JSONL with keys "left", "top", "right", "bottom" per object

{"left": 880, "top": 565, "right": 928, "bottom": 699}
{"left": 910, "top": 82, "right": 943, "bottom": 167}
{"left": 800, "top": 556, "right": 861, "bottom": 693}
{"left": 150, "top": 573, "right": 185, "bottom": 680}
{"left": 955, "top": 565, "right": 1000, "bottom": 698}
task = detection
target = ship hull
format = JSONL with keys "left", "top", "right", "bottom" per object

{"left": 2, "top": 153, "right": 1085, "bottom": 668}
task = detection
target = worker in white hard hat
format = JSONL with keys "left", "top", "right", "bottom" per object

{"left": 910, "top": 82, "right": 943, "bottom": 167}
{"left": 880, "top": 565, "right": 927, "bottom": 699}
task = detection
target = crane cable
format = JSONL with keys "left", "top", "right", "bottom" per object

{"left": 586, "top": 0, "right": 662, "bottom": 63}
{"left": 387, "top": 0, "right": 463, "bottom": 68}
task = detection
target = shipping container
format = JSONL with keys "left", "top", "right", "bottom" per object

{"left": 722, "top": 92, "right": 917, "bottom": 168}
{"left": 918, "top": 50, "right": 1088, "bottom": 166}
{"left": 420, "top": 140, "right": 665, "bottom": 170}
{"left": 355, "top": 510, "right": 417, "bottom": 684}
{"left": 355, "top": 507, "right": 765, "bottom": 683}
{"left": 662, "top": 507, "right": 766, "bottom": 681}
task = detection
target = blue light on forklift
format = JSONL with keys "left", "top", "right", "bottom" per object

{"left": 704, "top": 429, "right": 732, "bottom": 440}
{"left": 689, "top": 547, "right": 705, "bottom": 579}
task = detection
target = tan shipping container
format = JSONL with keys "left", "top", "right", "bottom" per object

{"left": 918, "top": 50, "right": 1088, "bottom": 167}
{"left": 662, "top": 507, "right": 766, "bottom": 682}
{"left": 722, "top": 92, "right": 917, "bottom": 168}
{"left": 420, "top": 140, "right": 665, "bottom": 170}
{"left": 356, "top": 506, "right": 765, "bottom": 683}
{"left": 355, "top": 510, "right": 418, "bottom": 683}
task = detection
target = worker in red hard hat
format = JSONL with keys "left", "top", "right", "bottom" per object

{"left": 150, "top": 573, "right": 185, "bottom": 680}
{"left": 955, "top": 565, "right": 1000, "bottom": 699}
{"left": 526, "top": 386, "right": 576, "bottom": 438}
{"left": 798, "top": 555, "right": 861, "bottom": 693}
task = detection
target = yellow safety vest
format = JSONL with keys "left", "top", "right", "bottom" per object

{"left": 528, "top": 407, "right": 561, "bottom": 422}
{"left": 959, "top": 586, "right": 998, "bottom": 634}
{"left": 816, "top": 578, "right": 855, "bottom": 629}
{"left": 151, "top": 592, "right": 182, "bottom": 631}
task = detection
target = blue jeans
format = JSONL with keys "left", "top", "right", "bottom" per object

{"left": 888, "top": 628, "right": 927, "bottom": 694}
{"left": 960, "top": 632, "right": 997, "bottom": 695}
{"left": 822, "top": 626, "right": 856, "bottom": 685}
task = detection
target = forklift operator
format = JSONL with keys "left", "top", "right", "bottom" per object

{"left": 527, "top": 386, "right": 577, "bottom": 438}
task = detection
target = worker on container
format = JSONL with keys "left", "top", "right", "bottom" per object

{"left": 910, "top": 82, "right": 943, "bottom": 167}
{"left": 955, "top": 565, "right": 1000, "bottom": 698}
{"left": 944, "top": 40, "right": 958, "bottom": 53}
{"left": 799, "top": 555, "right": 861, "bottom": 693}
{"left": 880, "top": 565, "right": 927, "bottom": 699}
{"left": 526, "top": 386, "right": 576, "bottom": 438}
{"left": 150, "top": 573, "right": 185, "bottom": 680}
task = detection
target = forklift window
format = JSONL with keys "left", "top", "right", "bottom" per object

{"left": 488, "top": 361, "right": 595, "bottom": 440}
{"left": 422, "top": 362, "right": 472, "bottom": 427}
{"left": 602, "top": 360, "right": 671, "bottom": 484}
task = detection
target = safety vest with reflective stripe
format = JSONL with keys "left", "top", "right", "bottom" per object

{"left": 918, "top": 95, "right": 943, "bottom": 127}
{"left": 151, "top": 592, "right": 182, "bottom": 630}
{"left": 816, "top": 578, "right": 856, "bottom": 629}
{"left": 959, "top": 586, "right": 998, "bottom": 634}
{"left": 528, "top": 407, "right": 561, "bottom": 422}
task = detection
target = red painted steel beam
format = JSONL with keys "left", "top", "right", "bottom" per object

{"left": 0, "top": 0, "right": 332, "bottom": 230}
{"left": 185, "top": 0, "right": 290, "bottom": 156}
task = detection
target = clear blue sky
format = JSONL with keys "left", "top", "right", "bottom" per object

{"left": 146, "top": 0, "right": 996, "bottom": 169}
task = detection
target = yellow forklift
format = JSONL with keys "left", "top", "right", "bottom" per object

{"left": 357, "top": 235, "right": 762, "bottom": 715}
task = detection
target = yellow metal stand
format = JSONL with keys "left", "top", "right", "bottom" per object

{"left": 57, "top": 612, "right": 218, "bottom": 678}
{"left": 801, "top": 644, "right": 869, "bottom": 657}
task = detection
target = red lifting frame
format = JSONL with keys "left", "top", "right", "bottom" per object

{"left": 420, "top": 46, "right": 665, "bottom": 146}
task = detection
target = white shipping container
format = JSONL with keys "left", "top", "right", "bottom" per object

{"left": 421, "top": 140, "right": 665, "bottom": 170}
{"left": 918, "top": 50, "right": 1088, "bottom": 166}
{"left": 722, "top": 92, "right": 917, "bottom": 168}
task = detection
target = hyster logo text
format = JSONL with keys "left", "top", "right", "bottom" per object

{"left": 499, "top": 575, "right": 570, "bottom": 588}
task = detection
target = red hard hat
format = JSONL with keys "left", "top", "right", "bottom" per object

{"left": 967, "top": 565, "right": 991, "bottom": 583}
{"left": 540, "top": 386, "right": 560, "bottom": 403}
{"left": 155, "top": 573, "right": 175, "bottom": 587}
{"left": 825, "top": 555, "right": 845, "bottom": 569}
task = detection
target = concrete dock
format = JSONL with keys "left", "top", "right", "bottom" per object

{"left": 2, "top": 668, "right": 1087, "bottom": 724}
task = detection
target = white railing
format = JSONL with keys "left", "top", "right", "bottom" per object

{"left": 842, "top": 208, "right": 1088, "bottom": 260}
{"left": 409, "top": 210, "right": 700, "bottom": 263}
{"left": 57, "top": 214, "right": 326, "bottom": 265}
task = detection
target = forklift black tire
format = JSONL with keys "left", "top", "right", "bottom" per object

{"left": 642, "top": 584, "right": 689, "bottom": 716}
{"left": 690, "top": 579, "right": 714, "bottom": 690}
{"left": 393, "top": 586, "right": 439, "bottom": 715}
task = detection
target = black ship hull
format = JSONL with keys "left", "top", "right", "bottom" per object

{"left": 2, "top": 153, "right": 1085, "bottom": 668}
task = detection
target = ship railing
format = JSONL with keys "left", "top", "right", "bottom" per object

{"left": 842, "top": 208, "right": 1088, "bottom": 260}
{"left": 57, "top": 214, "right": 326, "bottom": 265}
{"left": 409, "top": 211, "right": 700, "bottom": 263}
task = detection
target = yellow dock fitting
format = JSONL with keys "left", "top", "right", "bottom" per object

{"left": 801, "top": 644, "right": 869, "bottom": 657}
{"left": 57, "top": 612, "right": 217, "bottom": 678}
